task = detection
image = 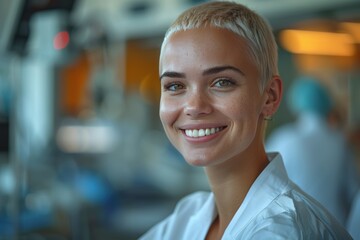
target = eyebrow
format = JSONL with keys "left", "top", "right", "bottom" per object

{"left": 159, "top": 65, "right": 244, "bottom": 81}
{"left": 203, "top": 65, "right": 245, "bottom": 76}
{"left": 159, "top": 71, "right": 185, "bottom": 81}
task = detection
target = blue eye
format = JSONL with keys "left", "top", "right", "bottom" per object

{"left": 213, "top": 79, "right": 235, "bottom": 88}
{"left": 164, "top": 82, "right": 185, "bottom": 91}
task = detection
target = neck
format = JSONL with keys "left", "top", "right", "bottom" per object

{"left": 205, "top": 148, "right": 269, "bottom": 237}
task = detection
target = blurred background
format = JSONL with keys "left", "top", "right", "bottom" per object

{"left": 0, "top": 0, "right": 359, "bottom": 239}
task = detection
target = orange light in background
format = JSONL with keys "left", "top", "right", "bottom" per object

{"left": 59, "top": 53, "right": 91, "bottom": 116}
{"left": 340, "top": 22, "right": 360, "bottom": 43}
{"left": 139, "top": 74, "right": 161, "bottom": 104}
{"left": 53, "top": 31, "right": 70, "bottom": 50}
{"left": 279, "top": 30, "right": 355, "bottom": 56}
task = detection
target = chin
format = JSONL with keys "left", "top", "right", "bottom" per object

{"left": 183, "top": 153, "right": 214, "bottom": 167}
{"left": 186, "top": 160, "right": 207, "bottom": 167}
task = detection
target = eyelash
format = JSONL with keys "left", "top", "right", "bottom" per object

{"left": 162, "top": 78, "right": 236, "bottom": 92}
{"left": 163, "top": 82, "right": 185, "bottom": 92}
{"left": 212, "top": 78, "right": 236, "bottom": 88}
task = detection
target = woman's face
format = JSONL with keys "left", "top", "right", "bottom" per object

{"left": 159, "top": 27, "right": 268, "bottom": 167}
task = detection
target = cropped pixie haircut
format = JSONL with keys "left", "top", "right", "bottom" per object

{"left": 161, "top": 1, "right": 279, "bottom": 92}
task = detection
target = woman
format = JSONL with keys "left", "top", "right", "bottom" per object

{"left": 140, "top": 1, "right": 351, "bottom": 239}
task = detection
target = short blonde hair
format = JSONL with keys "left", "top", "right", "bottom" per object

{"left": 161, "top": 1, "right": 279, "bottom": 91}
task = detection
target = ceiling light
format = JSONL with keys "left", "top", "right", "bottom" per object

{"left": 340, "top": 22, "right": 360, "bottom": 43}
{"left": 279, "top": 30, "right": 355, "bottom": 56}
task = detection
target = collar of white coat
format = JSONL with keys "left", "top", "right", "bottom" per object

{"left": 183, "top": 152, "right": 289, "bottom": 239}
{"left": 225, "top": 152, "right": 289, "bottom": 238}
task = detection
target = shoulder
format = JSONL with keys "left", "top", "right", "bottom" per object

{"left": 176, "top": 191, "right": 211, "bottom": 208}
{"left": 229, "top": 155, "right": 351, "bottom": 239}
{"left": 158, "top": 191, "right": 212, "bottom": 221}
{"left": 239, "top": 186, "right": 352, "bottom": 239}
{"left": 139, "top": 191, "right": 212, "bottom": 240}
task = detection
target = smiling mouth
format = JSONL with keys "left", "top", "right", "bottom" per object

{"left": 183, "top": 127, "right": 226, "bottom": 138}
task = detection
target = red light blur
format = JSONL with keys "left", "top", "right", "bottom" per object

{"left": 53, "top": 31, "right": 70, "bottom": 50}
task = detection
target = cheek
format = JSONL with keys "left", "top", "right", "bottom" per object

{"left": 159, "top": 96, "right": 179, "bottom": 127}
{"left": 225, "top": 97, "right": 257, "bottom": 120}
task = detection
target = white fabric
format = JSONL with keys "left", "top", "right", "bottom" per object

{"left": 140, "top": 153, "right": 351, "bottom": 239}
{"left": 266, "top": 113, "right": 359, "bottom": 225}
{"left": 347, "top": 189, "right": 360, "bottom": 239}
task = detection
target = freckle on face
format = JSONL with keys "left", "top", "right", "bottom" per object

{"left": 159, "top": 27, "right": 264, "bottom": 167}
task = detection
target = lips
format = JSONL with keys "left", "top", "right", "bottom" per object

{"left": 183, "top": 126, "right": 226, "bottom": 138}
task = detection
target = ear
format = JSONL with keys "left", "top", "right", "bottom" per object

{"left": 261, "top": 76, "right": 283, "bottom": 118}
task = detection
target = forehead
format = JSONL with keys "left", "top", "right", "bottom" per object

{"left": 160, "top": 27, "right": 256, "bottom": 73}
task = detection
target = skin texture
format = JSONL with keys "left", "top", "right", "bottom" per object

{"left": 159, "top": 27, "right": 282, "bottom": 239}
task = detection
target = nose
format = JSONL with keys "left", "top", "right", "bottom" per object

{"left": 184, "top": 91, "right": 212, "bottom": 118}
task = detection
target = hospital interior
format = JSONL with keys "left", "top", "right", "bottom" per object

{"left": 0, "top": 0, "right": 360, "bottom": 239}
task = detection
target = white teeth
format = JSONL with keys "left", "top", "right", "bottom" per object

{"left": 185, "top": 129, "right": 193, "bottom": 137}
{"left": 205, "top": 129, "right": 211, "bottom": 135}
{"left": 185, "top": 127, "right": 223, "bottom": 138}
{"left": 198, "top": 129, "right": 205, "bottom": 137}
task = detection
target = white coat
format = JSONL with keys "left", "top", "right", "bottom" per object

{"left": 347, "top": 189, "right": 360, "bottom": 239}
{"left": 140, "top": 153, "right": 351, "bottom": 240}
{"left": 266, "top": 113, "right": 359, "bottom": 225}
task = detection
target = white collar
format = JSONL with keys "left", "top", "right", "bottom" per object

{"left": 185, "top": 153, "right": 288, "bottom": 239}
{"left": 225, "top": 152, "right": 289, "bottom": 237}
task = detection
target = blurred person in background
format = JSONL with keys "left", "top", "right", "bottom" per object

{"left": 266, "top": 76, "right": 360, "bottom": 228}
{"left": 140, "top": 1, "right": 351, "bottom": 239}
